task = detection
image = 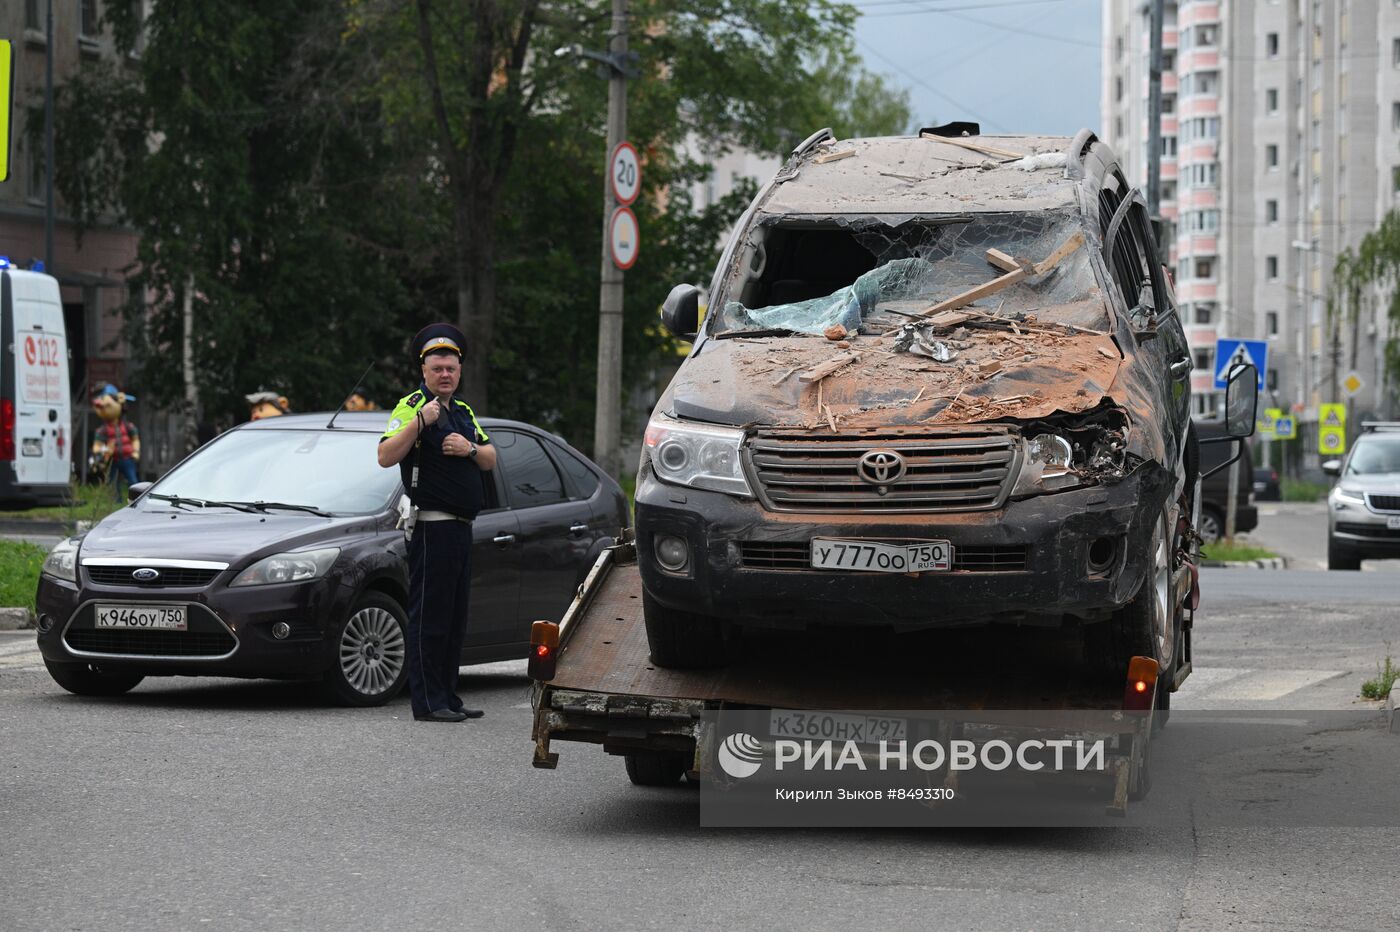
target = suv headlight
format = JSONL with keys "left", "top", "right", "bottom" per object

{"left": 230, "top": 547, "right": 340, "bottom": 587}
{"left": 1012, "top": 433, "right": 1080, "bottom": 495}
{"left": 643, "top": 413, "right": 752, "bottom": 498}
{"left": 41, "top": 537, "right": 79, "bottom": 583}
{"left": 1330, "top": 486, "right": 1364, "bottom": 509}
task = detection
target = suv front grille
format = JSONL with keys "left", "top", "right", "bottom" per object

{"left": 85, "top": 565, "right": 222, "bottom": 588}
{"left": 1335, "top": 521, "right": 1400, "bottom": 539}
{"left": 737, "top": 541, "right": 1028, "bottom": 572}
{"left": 748, "top": 429, "right": 1018, "bottom": 513}
{"left": 1366, "top": 494, "right": 1400, "bottom": 513}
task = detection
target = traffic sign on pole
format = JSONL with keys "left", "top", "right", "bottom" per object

{"left": 1213, "top": 338, "right": 1268, "bottom": 390}
{"left": 1259, "top": 407, "right": 1281, "bottom": 439}
{"left": 1319, "top": 402, "right": 1346, "bottom": 455}
{"left": 0, "top": 41, "right": 12, "bottom": 183}
{"left": 609, "top": 141, "right": 641, "bottom": 206}
{"left": 1273, "top": 415, "right": 1296, "bottom": 440}
{"left": 1342, "top": 371, "right": 1363, "bottom": 398}
{"left": 608, "top": 206, "right": 639, "bottom": 270}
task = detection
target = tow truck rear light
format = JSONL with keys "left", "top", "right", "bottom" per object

{"left": 0, "top": 399, "right": 14, "bottom": 461}
{"left": 528, "top": 620, "right": 560, "bottom": 681}
{"left": 1123, "top": 655, "right": 1159, "bottom": 713}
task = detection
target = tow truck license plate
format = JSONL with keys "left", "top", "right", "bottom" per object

{"left": 95, "top": 604, "right": 187, "bottom": 631}
{"left": 770, "top": 710, "right": 907, "bottom": 744}
{"left": 1389, "top": 516, "right": 1400, "bottom": 530}
{"left": 811, "top": 538, "right": 952, "bottom": 573}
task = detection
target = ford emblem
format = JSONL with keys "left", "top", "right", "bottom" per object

{"left": 131, "top": 567, "right": 161, "bottom": 582}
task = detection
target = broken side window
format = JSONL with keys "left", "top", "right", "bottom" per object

{"left": 714, "top": 210, "right": 1106, "bottom": 337}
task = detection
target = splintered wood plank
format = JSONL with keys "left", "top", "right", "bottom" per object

{"left": 920, "top": 132, "right": 1025, "bottom": 159}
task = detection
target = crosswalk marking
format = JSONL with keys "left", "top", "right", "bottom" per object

{"left": 1176, "top": 666, "right": 1348, "bottom": 703}
{"left": 0, "top": 640, "right": 38, "bottom": 658}
{"left": 0, "top": 637, "right": 43, "bottom": 672}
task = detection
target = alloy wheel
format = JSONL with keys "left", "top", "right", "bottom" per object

{"left": 339, "top": 606, "right": 406, "bottom": 698}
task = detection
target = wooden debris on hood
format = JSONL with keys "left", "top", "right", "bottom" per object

{"left": 799, "top": 351, "right": 861, "bottom": 383}
{"left": 917, "top": 232, "right": 1086, "bottom": 318}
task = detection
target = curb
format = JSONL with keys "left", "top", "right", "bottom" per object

{"left": 1388, "top": 688, "right": 1398, "bottom": 736}
{"left": 0, "top": 607, "right": 35, "bottom": 631}
{"left": 1199, "top": 557, "right": 1288, "bottom": 570}
{"left": 0, "top": 519, "right": 68, "bottom": 535}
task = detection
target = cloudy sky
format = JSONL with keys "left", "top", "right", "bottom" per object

{"left": 853, "top": 0, "right": 1103, "bottom": 137}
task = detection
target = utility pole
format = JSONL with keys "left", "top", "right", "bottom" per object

{"left": 1146, "top": 0, "right": 1164, "bottom": 226}
{"left": 44, "top": 0, "right": 54, "bottom": 272}
{"left": 593, "top": 0, "right": 629, "bottom": 481}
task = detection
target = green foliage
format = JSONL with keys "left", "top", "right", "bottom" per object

{"left": 1330, "top": 209, "right": 1400, "bottom": 399}
{"left": 0, "top": 541, "right": 48, "bottom": 615}
{"left": 1360, "top": 654, "right": 1396, "bottom": 700}
{"left": 1200, "top": 541, "right": 1279, "bottom": 563}
{"left": 47, "top": 0, "right": 911, "bottom": 455}
{"left": 1281, "top": 478, "right": 1327, "bottom": 502}
{"left": 3, "top": 482, "right": 128, "bottom": 528}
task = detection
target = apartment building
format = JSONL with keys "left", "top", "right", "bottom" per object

{"left": 1102, "top": 0, "right": 1399, "bottom": 464}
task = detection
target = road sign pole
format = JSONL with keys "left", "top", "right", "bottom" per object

{"left": 1225, "top": 444, "right": 1239, "bottom": 543}
{"left": 593, "top": 0, "right": 628, "bottom": 481}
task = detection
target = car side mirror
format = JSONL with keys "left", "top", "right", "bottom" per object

{"left": 1322, "top": 459, "right": 1342, "bottom": 477}
{"left": 1224, "top": 364, "right": 1258, "bottom": 438}
{"left": 127, "top": 481, "right": 152, "bottom": 502}
{"left": 660, "top": 284, "right": 701, "bottom": 339}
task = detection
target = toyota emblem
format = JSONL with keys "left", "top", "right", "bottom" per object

{"left": 131, "top": 567, "right": 161, "bottom": 582}
{"left": 857, "top": 449, "right": 907, "bottom": 486}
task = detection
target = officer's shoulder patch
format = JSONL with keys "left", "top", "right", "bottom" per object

{"left": 405, "top": 391, "right": 424, "bottom": 407}
{"left": 387, "top": 418, "right": 402, "bottom": 431}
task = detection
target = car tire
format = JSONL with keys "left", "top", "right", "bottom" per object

{"left": 1327, "top": 538, "right": 1361, "bottom": 571}
{"left": 323, "top": 592, "right": 409, "bottom": 706}
{"left": 1084, "top": 509, "right": 1176, "bottom": 694}
{"left": 1197, "top": 505, "right": 1224, "bottom": 545}
{"left": 642, "top": 593, "right": 728, "bottom": 669}
{"left": 43, "top": 659, "right": 144, "bottom": 697}
{"left": 624, "top": 751, "right": 688, "bottom": 786}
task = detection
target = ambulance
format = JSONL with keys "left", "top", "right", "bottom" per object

{"left": 1, "top": 259, "right": 72, "bottom": 507}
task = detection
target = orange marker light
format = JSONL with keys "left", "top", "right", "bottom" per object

{"left": 1134, "top": 680, "right": 1148, "bottom": 693}
{"left": 528, "top": 621, "right": 560, "bottom": 681}
{"left": 1123, "top": 656, "right": 1160, "bottom": 713}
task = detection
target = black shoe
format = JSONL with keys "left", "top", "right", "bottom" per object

{"left": 414, "top": 709, "right": 468, "bottom": 723}
{"left": 459, "top": 707, "right": 485, "bottom": 719}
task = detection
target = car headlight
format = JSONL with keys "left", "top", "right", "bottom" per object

{"left": 41, "top": 537, "right": 79, "bottom": 583}
{"left": 1330, "top": 487, "right": 1364, "bottom": 508}
{"left": 230, "top": 547, "right": 340, "bottom": 587}
{"left": 1012, "top": 433, "right": 1080, "bottom": 495}
{"left": 643, "top": 413, "right": 752, "bottom": 497}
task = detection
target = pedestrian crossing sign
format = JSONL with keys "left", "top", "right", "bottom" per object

{"left": 0, "top": 41, "right": 12, "bottom": 184}
{"left": 1273, "top": 415, "right": 1296, "bottom": 440}
{"left": 1320, "top": 403, "right": 1345, "bottom": 428}
{"left": 1213, "top": 338, "right": 1268, "bottom": 390}
{"left": 1319, "top": 403, "right": 1346, "bottom": 455}
{"left": 1258, "top": 407, "right": 1281, "bottom": 439}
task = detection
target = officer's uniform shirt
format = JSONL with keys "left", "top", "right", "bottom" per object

{"left": 381, "top": 386, "right": 492, "bottom": 520}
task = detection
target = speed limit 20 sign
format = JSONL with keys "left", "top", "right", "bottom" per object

{"left": 610, "top": 141, "right": 641, "bottom": 206}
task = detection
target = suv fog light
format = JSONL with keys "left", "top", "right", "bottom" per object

{"left": 1087, "top": 536, "right": 1118, "bottom": 574}
{"left": 271, "top": 622, "right": 291, "bottom": 640}
{"left": 655, "top": 535, "right": 690, "bottom": 572}
{"left": 36, "top": 614, "right": 55, "bottom": 633}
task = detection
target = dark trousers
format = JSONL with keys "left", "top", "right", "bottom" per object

{"left": 406, "top": 519, "right": 473, "bottom": 716}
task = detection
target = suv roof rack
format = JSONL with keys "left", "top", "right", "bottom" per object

{"left": 1360, "top": 421, "right": 1400, "bottom": 433}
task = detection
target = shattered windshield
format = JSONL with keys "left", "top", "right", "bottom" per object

{"left": 714, "top": 210, "right": 1105, "bottom": 336}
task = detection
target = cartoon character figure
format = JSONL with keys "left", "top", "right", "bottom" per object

{"left": 91, "top": 383, "right": 140, "bottom": 494}
{"left": 343, "top": 390, "right": 378, "bottom": 412}
{"left": 246, "top": 391, "right": 291, "bottom": 421}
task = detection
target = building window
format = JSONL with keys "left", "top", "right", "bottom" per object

{"left": 1115, "top": 76, "right": 1123, "bottom": 102}
{"left": 1115, "top": 35, "right": 1124, "bottom": 61}
{"left": 1393, "top": 166, "right": 1400, "bottom": 194}
{"left": 1196, "top": 24, "right": 1219, "bottom": 47}
{"left": 25, "top": 0, "right": 42, "bottom": 30}
{"left": 1266, "top": 199, "right": 1280, "bottom": 223}
{"left": 1186, "top": 210, "right": 1220, "bottom": 232}
{"left": 80, "top": 0, "right": 99, "bottom": 38}
{"left": 1394, "top": 38, "right": 1400, "bottom": 68}
{"left": 1163, "top": 94, "right": 1176, "bottom": 114}
{"left": 1266, "top": 88, "right": 1280, "bottom": 114}
{"left": 1266, "top": 311, "right": 1279, "bottom": 335}
{"left": 1185, "top": 161, "right": 1219, "bottom": 189}
{"left": 1193, "top": 71, "right": 1219, "bottom": 96}
{"left": 1162, "top": 135, "right": 1177, "bottom": 157}
{"left": 1163, "top": 49, "right": 1176, "bottom": 71}
{"left": 1183, "top": 117, "right": 1220, "bottom": 141}
{"left": 1266, "top": 255, "right": 1280, "bottom": 279}
{"left": 1195, "top": 258, "right": 1216, "bottom": 279}
{"left": 1267, "top": 33, "right": 1280, "bottom": 58}
{"left": 1162, "top": 181, "right": 1177, "bottom": 203}
{"left": 1195, "top": 303, "right": 1215, "bottom": 325}
{"left": 1193, "top": 348, "right": 1214, "bottom": 370}
{"left": 1267, "top": 368, "right": 1280, "bottom": 391}
{"left": 1394, "top": 102, "right": 1400, "bottom": 132}
{"left": 1267, "top": 144, "right": 1280, "bottom": 169}
{"left": 1116, "top": 117, "right": 1124, "bottom": 139}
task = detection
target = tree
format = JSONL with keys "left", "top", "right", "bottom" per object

{"left": 1330, "top": 209, "right": 1400, "bottom": 408}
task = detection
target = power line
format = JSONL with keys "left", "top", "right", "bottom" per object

{"left": 855, "top": 37, "right": 1011, "bottom": 132}
{"left": 858, "top": 0, "right": 1066, "bottom": 18}
{"left": 929, "top": 8, "right": 1103, "bottom": 48}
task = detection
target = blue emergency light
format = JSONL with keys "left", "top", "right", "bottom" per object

{"left": 0, "top": 256, "right": 11, "bottom": 269}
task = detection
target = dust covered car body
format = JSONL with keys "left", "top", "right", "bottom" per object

{"left": 636, "top": 128, "right": 1196, "bottom": 674}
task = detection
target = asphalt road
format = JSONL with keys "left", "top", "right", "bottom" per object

{"left": 1245, "top": 500, "right": 1400, "bottom": 572}
{"left": 1, "top": 559, "right": 1397, "bottom": 931}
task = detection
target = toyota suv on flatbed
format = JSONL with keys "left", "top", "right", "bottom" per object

{"left": 635, "top": 127, "right": 1242, "bottom": 693}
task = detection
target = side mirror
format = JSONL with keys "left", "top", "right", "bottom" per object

{"left": 1322, "top": 459, "right": 1342, "bottom": 477}
{"left": 660, "top": 284, "right": 700, "bottom": 339}
{"left": 1224, "top": 364, "right": 1258, "bottom": 438}
{"left": 127, "top": 481, "right": 152, "bottom": 502}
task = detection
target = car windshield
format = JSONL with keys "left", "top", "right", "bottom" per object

{"left": 713, "top": 210, "right": 1105, "bottom": 337}
{"left": 147, "top": 428, "right": 399, "bottom": 515}
{"left": 1346, "top": 436, "right": 1400, "bottom": 476}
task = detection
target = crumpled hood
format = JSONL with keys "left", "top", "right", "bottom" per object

{"left": 671, "top": 318, "right": 1124, "bottom": 430}
{"left": 77, "top": 506, "right": 375, "bottom": 567}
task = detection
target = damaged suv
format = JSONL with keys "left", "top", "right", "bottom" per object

{"left": 637, "top": 127, "right": 1227, "bottom": 685}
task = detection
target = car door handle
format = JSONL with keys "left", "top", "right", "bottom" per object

{"left": 569, "top": 523, "right": 589, "bottom": 536}
{"left": 493, "top": 533, "right": 516, "bottom": 546}
{"left": 1170, "top": 356, "right": 1192, "bottom": 379}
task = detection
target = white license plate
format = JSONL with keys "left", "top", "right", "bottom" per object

{"left": 21, "top": 438, "right": 42, "bottom": 457}
{"left": 1388, "top": 516, "right": 1400, "bottom": 530}
{"left": 810, "top": 538, "right": 952, "bottom": 573}
{"left": 770, "top": 710, "right": 907, "bottom": 744}
{"left": 95, "top": 604, "right": 187, "bottom": 631}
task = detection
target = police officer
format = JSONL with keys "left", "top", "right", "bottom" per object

{"left": 378, "top": 324, "right": 497, "bottom": 722}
